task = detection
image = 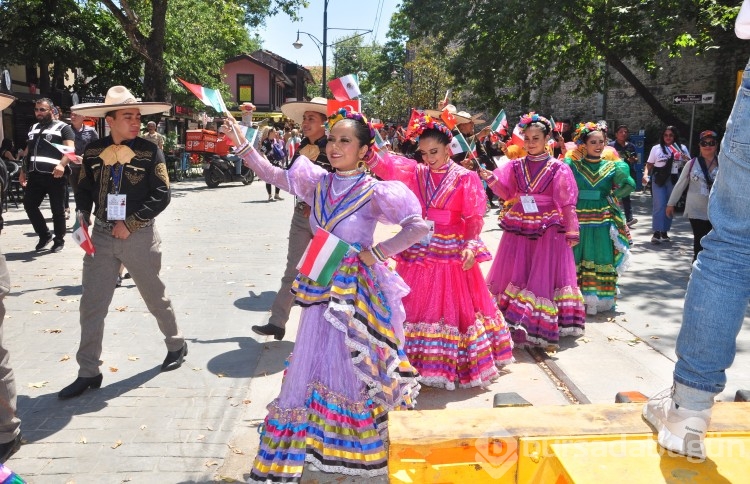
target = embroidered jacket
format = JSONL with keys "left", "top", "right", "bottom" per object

{"left": 76, "top": 136, "right": 171, "bottom": 232}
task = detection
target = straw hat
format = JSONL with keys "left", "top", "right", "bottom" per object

{"left": 71, "top": 86, "right": 171, "bottom": 118}
{"left": 425, "top": 104, "right": 472, "bottom": 124}
{"left": 0, "top": 93, "right": 15, "bottom": 111}
{"left": 281, "top": 97, "right": 328, "bottom": 124}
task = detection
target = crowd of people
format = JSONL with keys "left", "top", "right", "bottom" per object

{"left": 0, "top": 33, "right": 740, "bottom": 478}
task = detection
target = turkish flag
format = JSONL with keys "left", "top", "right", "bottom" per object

{"left": 327, "top": 99, "right": 361, "bottom": 115}
{"left": 441, "top": 108, "right": 457, "bottom": 130}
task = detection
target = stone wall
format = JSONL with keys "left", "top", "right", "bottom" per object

{"left": 537, "top": 33, "right": 750, "bottom": 147}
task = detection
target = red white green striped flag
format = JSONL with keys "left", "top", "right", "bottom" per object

{"left": 490, "top": 110, "right": 507, "bottom": 135}
{"left": 374, "top": 130, "right": 388, "bottom": 151}
{"left": 449, "top": 132, "right": 471, "bottom": 155}
{"left": 328, "top": 74, "right": 361, "bottom": 101}
{"left": 296, "top": 228, "right": 351, "bottom": 286}
{"left": 71, "top": 212, "right": 95, "bottom": 256}
{"left": 177, "top": 78, "right": 228, "bottom": 115}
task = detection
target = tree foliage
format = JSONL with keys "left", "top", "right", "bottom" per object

{"left": 397, "top": 0, "right": 742, "bottom": 131}
{"left": 0, "top": 0, "right": 303, "bottom": 102}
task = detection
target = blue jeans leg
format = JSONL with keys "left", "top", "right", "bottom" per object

{"left": 673, "top": 56, "right": 750, "bottom": 404}
{"left": 651, "top": 179, "right": 673, "bottom": 232}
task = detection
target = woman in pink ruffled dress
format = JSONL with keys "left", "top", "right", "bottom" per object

{"left": 366, "top": 114, "right": 513, "bottom": 390}
{"left": 224, "top": 110, "right": 428, "bottom": 482}
{"left": 481, "top": 113, "right": 586, "bottom": 350}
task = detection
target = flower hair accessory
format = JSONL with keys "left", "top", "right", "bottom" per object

{"left": 572, "top": 121, "right": 607, "bottom": 145}
{"left": 517, "top": 112, "right": 552, "bottom": 134}
{"left": 326, "top": 108, "right": 377, "bottom": 148}
{"left": 407, "top": 113, "right": 453, "bottom": 142}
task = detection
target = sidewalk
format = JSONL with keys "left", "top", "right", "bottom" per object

{"left": 2, "top": 181, "right": 748, "bottom": 483}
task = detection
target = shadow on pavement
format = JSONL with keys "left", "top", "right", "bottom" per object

{"left": 190, "top": 336, "right": 291, "bottom": 378}
{"left": 17, "top": 367, "right": 162, "bottom": 442}
{"left": 234, "top": 291, "right": 277, "bottom": 312}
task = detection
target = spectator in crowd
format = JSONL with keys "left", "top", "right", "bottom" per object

{"left": 609, "top": 125, "right": 639, "bottom": 226}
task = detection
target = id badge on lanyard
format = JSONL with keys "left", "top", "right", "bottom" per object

{"left": 107, "top": 165, "right": 127, "bottom": 221}
{"left": 521, "top": 195, "right": 539, "bottom": 213}
{"left": 419, "top": 219, "right": 435, "bottom": 245}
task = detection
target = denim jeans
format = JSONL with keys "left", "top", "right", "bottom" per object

{"left": 651, "top": 178, "right": 674, "bottom": 232}
{"left": 672, "top": 56, "right": 750, "bottom": 411}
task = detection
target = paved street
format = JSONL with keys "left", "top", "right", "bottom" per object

{"left": 2, "top": 178, "right": 748, "bottom": 483}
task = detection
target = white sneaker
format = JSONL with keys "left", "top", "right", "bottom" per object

{"left": 642, "top": 389, "right": 711, "bottom": 460}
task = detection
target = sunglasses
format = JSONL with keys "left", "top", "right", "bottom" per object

{"left": 700, "top": 140, "right": 717, "bottom": 147}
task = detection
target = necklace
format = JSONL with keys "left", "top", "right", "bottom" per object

{"left": 335, "top": 168, "right": 360, "bottom": 176}
{"left": 584, "top": 155, "right": 601, "bottom": 162}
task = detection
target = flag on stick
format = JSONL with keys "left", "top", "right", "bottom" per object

{"left": 328, "top": 74, "right": 361, "bottom": 101}
{"left": 404, "top": 109, "right": 424, "bottom": 138}
{"left": 508, "top": 124, "right": 525, "bottom": 147}
{"left": 71, "top": 212, "right": 95, "bottom": 256}
{"left": 178, "top": 78, "right": 228, "bottom": 115}
{"left": 327, "top": 99, "right": 361, "bottom": 115}
{"left": 441, "top": 108, "right": 457, "bottom": 130}
{"left": 296, "top": 228, "right": 352, "bottom": 286}
{"left": 449, "top": 133, "right": 471, "bottom": 156}
{"left": 490, "top": 110, "right": 507, "bottom": 135}
{"left": 374, "top": 130, "right": 388, "bottom": 152}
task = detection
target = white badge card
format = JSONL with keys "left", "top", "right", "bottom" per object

{"left": 107, "top": 194, "right": 127, "bottom": 220}
{"left": 671, "top": 162, "right": 679, "bottom": 174}
{"left": 521, "top": 195, "right": 539, "bottom": 214}
{"left": 419, "top": 220, "right": 435, "bottom": 245}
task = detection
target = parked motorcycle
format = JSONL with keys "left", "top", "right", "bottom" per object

{"left": 203, "top": 154, "right": 255, "bottom": 188}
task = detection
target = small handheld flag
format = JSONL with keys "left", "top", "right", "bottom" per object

{"left": 449, "top": 133, "right": 471, "bottom": 156}
{"left": 441, "top": 108, "right": 457, "bottom": 130}
{"left": 296, "top": 228, "right": 352, "bottom": 286}
{"left": 326, "top": 99, "right": 361, "bottom": 115}
{"left": 328, "top": 74, "right": 361, "bottom": 101}
{"left": 178, "top": 78, "right": 228, "bottom": 115}
{"left": 71, "top": 212, "right": 95, "bottom": 256}
{"left": 490, "top": 110, "right": 507, "bottom": 136}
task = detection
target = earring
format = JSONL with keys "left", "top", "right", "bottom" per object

{"left": 357, "top": 160, "right": 367, "bottom": 172}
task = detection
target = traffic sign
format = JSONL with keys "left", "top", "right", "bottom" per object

{"left": 673, "top": 93, "right": 715, "bottom": 105}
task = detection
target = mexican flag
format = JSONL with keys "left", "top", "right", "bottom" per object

{"left": 177, "top": 78, "right": 228, "bottom": 115}
{"left": 449, "top": 132, "right": 471, "bottom": 156}
{"left": 71, "top": 212, "right": 95, "bottom": 256}
{"left": 296, "top": 228, "right": 352, "bottom": 286}
{"left": 374, "top": 130, "right": 388, "bottom": 151}
{"left": 328, "top": 74, "right": 361, "bottom": 101}
{"left": 490, "top": 110, "right": 507, "bottom": 135}
{"left": 508, "top": 124, "right": 525, "bottom": 147}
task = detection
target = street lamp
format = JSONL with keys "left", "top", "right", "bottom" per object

{"left": 291, "top": 0, "right": 372, "bottom": 98}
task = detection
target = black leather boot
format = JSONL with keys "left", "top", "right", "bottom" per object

{"left": 58, "top": 374, "right": 103, "bottom": 399}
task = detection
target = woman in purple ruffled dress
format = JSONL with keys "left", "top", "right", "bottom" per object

{"left": 223, "top": 110, "right": 428, "bottom": 482}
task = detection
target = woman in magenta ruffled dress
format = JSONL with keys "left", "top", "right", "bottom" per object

{"left": 224, "top": 110, "right": 428, "bottom": 482}
{"left": 366, "top": 114, "right": 513, "bottom": 390}
{"left": 481, "top": 113, "right": 585, "bottom": 350}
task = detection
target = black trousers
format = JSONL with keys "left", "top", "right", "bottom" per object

{"left": 23, "top": 171, "right": 67, "bottom": 244}
{"left": 621, "top": 196, "right": 633, "bottom": 222}
{"left": 689, "top": 218, "right": 713, "bottom": 262}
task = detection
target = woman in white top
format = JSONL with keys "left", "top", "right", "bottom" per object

{"left": 642, "top": 126, "right": 690, "bottom": 244}
{"left": 666, "top": 130, "right": 719, "bottom": 261}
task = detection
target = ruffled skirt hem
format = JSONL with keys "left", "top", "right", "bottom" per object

{"left": 248, "top": 382, "right": 390, "bottom": 483}
{"left": 499, "top": 283, "right": 586, "bottom": 349}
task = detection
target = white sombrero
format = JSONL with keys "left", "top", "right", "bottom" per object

{"left": 0, "top": 93, "right": 15, "bottom": 111}
{"left": 71, "top": 86, "right": 171, "bottom": 117}
{"left": 280, "top": 97, "right": 328, "bottom": 124}
{"left": 425, "top": 104, "right": 472, "bottom": 125}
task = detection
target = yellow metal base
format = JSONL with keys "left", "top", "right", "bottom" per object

{"left": 388, "top": 403, "right": 750, "bottom": 483}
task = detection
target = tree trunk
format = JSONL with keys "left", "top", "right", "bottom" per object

{"left": 605, "top": 54, "right": 689, "bottom": 134}
{"left": 142, "top": 0, "right": 169, "bottom": 102}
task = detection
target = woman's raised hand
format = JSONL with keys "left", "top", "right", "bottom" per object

{"left": 222, "top": 116, "right": 247, "bottom": 147}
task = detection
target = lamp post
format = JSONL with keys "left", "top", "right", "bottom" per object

{"left": 292, "top": 0, "right": 371, "bottom": 98}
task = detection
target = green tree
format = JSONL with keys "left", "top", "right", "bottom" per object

{"left": 0, "top": 0, "right": 302, "bottom": 101}
{"left": 397, "top": 0, "right": 744, "bottom": 132}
